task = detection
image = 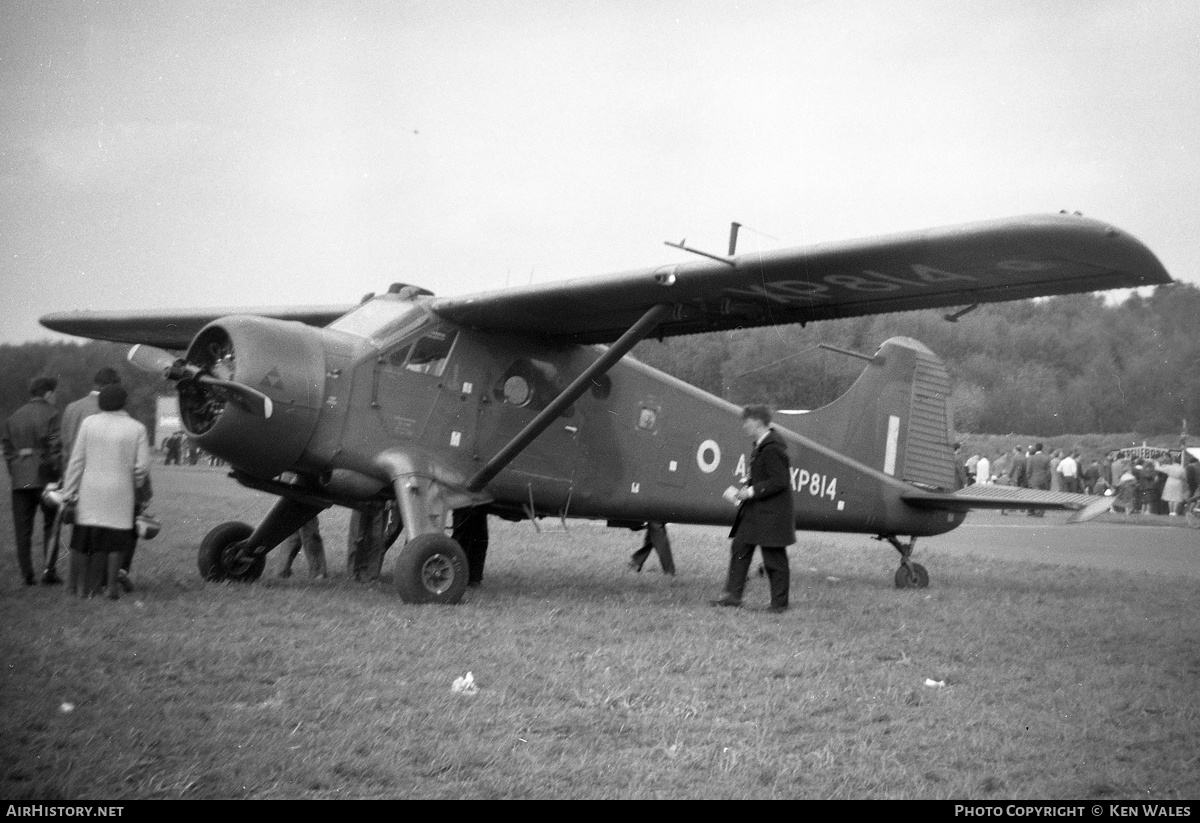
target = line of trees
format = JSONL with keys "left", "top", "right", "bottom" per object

{"left": 2, "top": 283, "right": 1196, "bottom": 438}
{"left": 630, "top": 283, "right": 1199, "bottom": 436}
{"left": 0, "top": 341, "right": 162, "bottom": 439}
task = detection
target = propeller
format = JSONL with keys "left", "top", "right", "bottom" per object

{"left": 127, "top": 344, "right": 274, "bottom": 419}
{"left": 128, "top": 344, "right": 183, "bottom": 379}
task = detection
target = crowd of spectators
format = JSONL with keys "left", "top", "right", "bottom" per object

{"left": 956, "top": 442, "right": 1200, "bottom": 516}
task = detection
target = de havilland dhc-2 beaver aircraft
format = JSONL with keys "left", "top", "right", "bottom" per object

{"left": 41, "top": 212, "right": 1171, "bottom": 604}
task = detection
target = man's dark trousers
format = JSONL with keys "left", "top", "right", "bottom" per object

{"left": 724, "top": 538, "right": 789, "bottom": 609}
{"left": 11, "top": 489, "right": 54, "bottom": 581}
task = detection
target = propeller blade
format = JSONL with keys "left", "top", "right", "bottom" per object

{"left": 198, "top": 376, "right": 274, "bottom": 419}
{"left": 127, "top": 344, "right": 180, "bottom": 378}
{"left": 130, "top": 344, "right": 272, "bottom": 418}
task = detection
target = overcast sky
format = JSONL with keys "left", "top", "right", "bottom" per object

{"left": 3, "top": 0, "right": 1198, "bottom": 345}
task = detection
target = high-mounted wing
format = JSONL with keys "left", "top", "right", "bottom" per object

{"left": 39, "top": 213, "right": 1170, "bottom": 348}
{"left": 39, "top": 305, "right": 356, "bottom": 349}
{"left": 430, "top": 213, "right": 1171, "bottom": 344}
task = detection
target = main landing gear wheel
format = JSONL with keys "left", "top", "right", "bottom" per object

{"left": 393, "top": 533, "right": 469, "bottom": 605}
{"left": 894, "top": 562, "right": 930, "bottom": 589}
{"left": 198, "top": 521, "right": 266, "bottom": 583}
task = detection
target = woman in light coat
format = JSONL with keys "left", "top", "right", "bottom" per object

{"left": 61, "top": 385, "right": 150, "bottom": 599}
{"left": 1155, "top": 458, "right": 1188, "bottom": 516}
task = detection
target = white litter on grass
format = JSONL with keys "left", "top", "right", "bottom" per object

{"left": 826, "top": 576, "right": 841, "bottom": 583}
{"left": 59, "top": 702, "right": 74, "bottom": 713}
{"left": 924, "top": 678, "right": 946, "bottom": 688}
{"left": 451, "top": 672, "right": 478, "bottom": 696}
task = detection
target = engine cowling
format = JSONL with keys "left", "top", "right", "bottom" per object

{"left": 180, "top": 315, "right": 326, "bottom": 479}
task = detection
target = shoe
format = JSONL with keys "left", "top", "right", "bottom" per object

{"left": 277, "top": 568, "right": 292, "bottom": 579}
{"left": 710, "top": 597, "right": 741, "bottom": 608}
{"left": 42, "top": 570, "right": 62, "bottom": 585}
{"left": 767, "top": 605, "right": 788, "bottom": 614}
{"left": 116, "top": 570, "right": 134, "bottom": 593}
{"left": 627, "top": 560, "right": 641, "bottom": 572}
{"left": 23, "top": 575, "right": 35, "bottom": 586}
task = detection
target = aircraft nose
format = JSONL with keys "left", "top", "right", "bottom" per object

{"left": 181, "top": 315, "right": 326, "bottom": 478}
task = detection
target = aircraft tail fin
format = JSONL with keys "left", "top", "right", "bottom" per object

{"left": 785, "top": 337, "right": 958, "bottom": 490}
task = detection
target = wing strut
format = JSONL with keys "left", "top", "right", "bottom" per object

{"left": 466, "top": 303, "right": 673, "bottom": 493}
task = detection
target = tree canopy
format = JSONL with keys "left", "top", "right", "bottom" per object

{"left": 0, "top": 341, "right": 161, "bottom": 439}
{"left": 632, "top": 283, "right": 1199, "bottom": 436}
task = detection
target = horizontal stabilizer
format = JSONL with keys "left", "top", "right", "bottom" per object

{"left": 903, "top": 483, "right": 1112, "bottom": 522}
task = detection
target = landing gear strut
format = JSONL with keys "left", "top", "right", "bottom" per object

{"left": 883, "top": 535, "right": 929, "bottom": 589}
{"left": 198, "top": 497, "right": 326, "bottom": 583}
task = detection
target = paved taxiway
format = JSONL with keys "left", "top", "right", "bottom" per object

{"left": 896, "top": 510, "right": 1200, "bottom": 579}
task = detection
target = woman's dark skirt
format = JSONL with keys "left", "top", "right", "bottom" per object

{"left": 70, "top": 524, "right": 135, "bottom": 555}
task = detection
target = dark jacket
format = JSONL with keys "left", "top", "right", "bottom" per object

{"left": 730, "top": 428, "right": 796, "bottom": 547}
{"left": 1007, "top": 453, "right": 1028, "bottom": 487}
{"left": 1027, "top": 451, "right": 1052, "bottom": 491}
{"left": 2, "top": 397, "right": 62, "bottom": 489}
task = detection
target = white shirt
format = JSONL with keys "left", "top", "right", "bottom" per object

{"left": 975, "top": 456, "right": 991, "bottom": 484}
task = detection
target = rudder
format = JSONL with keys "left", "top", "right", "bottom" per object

{"left": 783, "top": 337, "right": 957, "bottom": 490}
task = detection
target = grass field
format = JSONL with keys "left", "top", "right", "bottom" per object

{"left": 2, "top": 465, "right": 1198, "bottom": 799}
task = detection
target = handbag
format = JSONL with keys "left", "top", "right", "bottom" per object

{"left": 135, "top": 513, "right": 161, "bottom": 540}
{"left": 41, "top": 482, "right": 75, "bottom": 523}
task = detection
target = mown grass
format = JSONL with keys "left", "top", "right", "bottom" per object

{"left": 1, "top": 466, "right": 1198, "bottom": 799}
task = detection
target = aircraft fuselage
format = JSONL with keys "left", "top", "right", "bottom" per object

{"left": 213, "top": 298, "right": 966, "bottom": 540}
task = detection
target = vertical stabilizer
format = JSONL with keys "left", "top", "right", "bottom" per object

{"left": 784, "top": 337, "right": 957, "bottom": 489}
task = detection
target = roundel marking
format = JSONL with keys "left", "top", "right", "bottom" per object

{"left": 696, "top": 439, "right": 721, "bottom": 473}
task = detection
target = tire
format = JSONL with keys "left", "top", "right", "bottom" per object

{"left": 894, "top": 561, "right": 930, "bottom": 589}
{"left": 392, "top": 533, "right": 469, "bottom": 604}
{"left": 198, "top": 521, "right": 265, "bottom": 583}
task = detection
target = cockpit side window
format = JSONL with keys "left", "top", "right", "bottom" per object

{"left": 389, "top": 329, "right": 458, "bottom": 377}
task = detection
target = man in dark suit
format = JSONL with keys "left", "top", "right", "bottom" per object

{"left": 3, "top": 377, "right": 62, "bottom": 585}
{"left": 1026, "top": 443, "right": 1052, "bottom": 517}
{"left": 713, "top": 405, "right": 796, "bottom": 613}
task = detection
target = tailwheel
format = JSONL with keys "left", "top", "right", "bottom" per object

{"left": 198, "top": 521, "right": 266, "bottom": 583}
{"left": 882, "top": 535, "right": 930, "bottom": 589}
{"left": 393, "top": 533, "right": 469, "bottom": 605}
{"left": 894, "top": 562, "right": 930, "bottom": 589}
